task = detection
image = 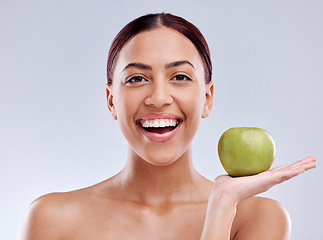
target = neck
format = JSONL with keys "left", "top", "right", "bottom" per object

{"left": 116, "top": 145, "right": 204, "bottom": 206}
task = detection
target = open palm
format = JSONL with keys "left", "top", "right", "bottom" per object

{"left": 213, "top": 156, "right": 316, "bottom": 204}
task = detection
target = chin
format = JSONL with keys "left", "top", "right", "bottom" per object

{"left": 145, "top": 158, "right": 177, "bottom": 167}
{"left": 139, "top": 149, "right": 184, "bottom": 167}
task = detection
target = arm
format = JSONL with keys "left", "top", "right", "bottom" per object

{"left": 200, "top": 189, "right": 236, "bottom": 240}
{"left": 200, "top": 156, "right": 316, "bottom": 240}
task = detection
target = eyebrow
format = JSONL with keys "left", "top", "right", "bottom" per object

{"left": 165, "top": 60, "right": 195, "bottom": 70}
{"left": 122, "top": 60, "right": 195, "bottom": 72}
{"left": 122, "top": 62, "right": 152, "bottom": 72}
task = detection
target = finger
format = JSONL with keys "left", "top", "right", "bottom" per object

{"left": 290, "top": 160, "right": 317, "bottom": 172}
{"left": 284, "top": 157, "right": 316, "bottom": 172}
{"left": 271, "top": 160, "right": 316, "bottom": 184}
{"left": 289, "top": 156, "right": 316, "bottom": 168}
{"left": 270, "top": 156, "right": 316, "bottom": 172}
{"left": 275, "top": 160, "right": 316, "bottom": 178}
{"left": 269, "top": 168, "right": 304, "bottom": 185}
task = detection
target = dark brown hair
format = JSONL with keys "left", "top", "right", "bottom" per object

{"left": 107, "top": 13, "right": 212, "bottom": 85}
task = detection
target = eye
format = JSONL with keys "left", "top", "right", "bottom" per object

{"left": 171, "top": 74, "right": 192, "bottom": 82}
{"left": 126, "top": 76, "right": 148, "bottom": 84}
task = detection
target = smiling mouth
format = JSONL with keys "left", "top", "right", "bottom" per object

{"left": 137, "top": 119, "right": 181, "bottom": 134}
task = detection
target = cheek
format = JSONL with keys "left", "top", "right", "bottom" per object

{"left": 116, "top": 90, "right": 140, "bottom": 117}
{"left": 113, "top": 91, "right": 141, "bottom": 140}
{"left": 177, "top": 85, "right": 205, "bottom": 117}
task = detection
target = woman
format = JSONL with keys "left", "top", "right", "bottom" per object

{"left": 21, "top": 13, "right": 316, "bottom": 240}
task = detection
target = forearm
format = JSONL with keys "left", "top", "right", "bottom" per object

{"left": 200, "top": 191, "right": 237, "bottom": 240}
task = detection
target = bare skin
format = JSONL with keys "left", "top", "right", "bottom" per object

{"left": 21, "top": 27, "right": 316, "bottom": 240}
{"left": 22, "top": 155, "right": 315, "bottom": 240}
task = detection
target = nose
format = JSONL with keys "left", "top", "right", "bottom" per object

{"left": 145, "top": 81, "right": 173, "bottom": 108}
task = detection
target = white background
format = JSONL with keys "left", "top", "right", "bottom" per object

{"left": 1, "top": 0, "right": 322, "bottom": 239}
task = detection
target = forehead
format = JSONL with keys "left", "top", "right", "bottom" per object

{"left": 114, "top": 27, "right": 204, "bottom": 70}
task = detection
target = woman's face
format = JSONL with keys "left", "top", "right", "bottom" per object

{"left": 107, "top": 27, "right": 213, "bottom": 166}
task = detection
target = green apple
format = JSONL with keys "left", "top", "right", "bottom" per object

{"left": 218, "top": 127, "right": 275, "bottom": 177}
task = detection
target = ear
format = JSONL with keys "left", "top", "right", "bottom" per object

{"left": 106, "top": 84, "right": 117, "bottom": 120}
{"left": 202, "top": 81, "right": 214, "bottom": 118}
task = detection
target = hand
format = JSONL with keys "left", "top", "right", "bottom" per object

{"left": 201, "top": 156, "right": 316, "bottom": 240}
{"left": 212, "top": 156, "right": 316, "bottom": 204}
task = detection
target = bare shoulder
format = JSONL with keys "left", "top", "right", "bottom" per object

{"left": 231, "top": 196, "right": 291, "bottom": 240}
{"left": 21, "top": 179, "right": 121, "bottom": 240}
{"left": 21, "top": 187, "right": 95, "bottom": 240}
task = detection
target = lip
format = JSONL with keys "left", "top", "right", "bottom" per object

{"left": 136, "top": 113, "right": 183, "bottom": 143}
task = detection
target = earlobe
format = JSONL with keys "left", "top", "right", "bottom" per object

{"left": 106, "top": 84, "right": 117, "bottom": 120}
{"left": 202, "top": 81, "right": 214, "bottom": 118}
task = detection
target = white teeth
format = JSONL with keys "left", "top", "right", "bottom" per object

{"left": 153, "top": 120, "right": 159, "bottom": 127}
{"left": 140, "top": 119, "right": 179, "bottom": 128}
{"left": 142, "top": 120, "right": 149, "bottom": 128}
{"left": 160, "top": 120, "right": 166, "bottom": 127}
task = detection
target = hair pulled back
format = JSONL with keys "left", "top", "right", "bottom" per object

{"left": 107, "top": 13, "right": 212, "bottom": 85}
